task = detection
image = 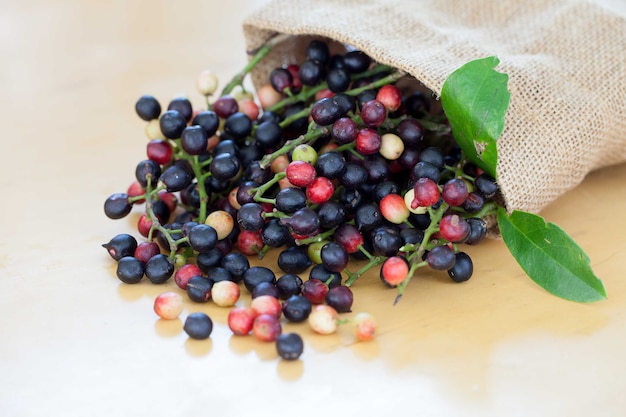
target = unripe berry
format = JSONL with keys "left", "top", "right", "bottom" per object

{"left": 196, "top": 69, "right": 218, "bottom": 96}
{"left": 379, "top": 133, "right": 405, "bottom": 160}
{"left": 380, "top": 193, "right": 410, "bottom": 224}
{"left": 154, "top": 292, "right": 184, "bottom": 320}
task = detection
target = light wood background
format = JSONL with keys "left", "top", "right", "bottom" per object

{"left": 2, "top": 1, "right": 625, "bottom": 416}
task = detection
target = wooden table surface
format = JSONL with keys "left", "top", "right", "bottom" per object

{"left": 2, "top": 1, "right": 625, "bottom": 416}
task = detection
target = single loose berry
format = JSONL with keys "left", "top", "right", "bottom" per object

{"left": 104, "top": 193, "right": 132, "bottom": 219}
{"left": 282, "top": 295, "right": 312, "bottom": 323}
{"left": 183, "top": 312, "right": 213, "bottom": 340}
{"left": 353, "top": 312, "right": 377, "bottom": 341}
{"left": 253, "top": 314, "right": 282, "bottom": 342}
{"left": 102, "top": 234, "right": 137, "bottom": 261}
{"left": 116, "top": 256, "right": 144, "bottom": 284}
{"left": 448, "top": 252, "right": 473, "bottom": 282}
{"left": 308, "top": 305, "right": 339, "bottom": 335}
{"left": 154, "top": 292, "right": 184, "bottom": 320}
{"left": 135, "top": 95, "right": 161, "bottom": 121}
{"left": 426, "top": 245, "right": 456, "bottom": 270}
{"left": 275, "top": 333, "right": 304, "bottom": 360}
{"left": 325, "top": 285, "right": 353, "bottom": 313}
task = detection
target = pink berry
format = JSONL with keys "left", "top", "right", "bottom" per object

{"left": 236, "top": 230, "right": 264, "bottom": 256}
{"left": 334, "top": 223, "right": 364, "bottom": 253}
{"left": 308, "top": 304, "right": 339, "bottom": 335}
{"left": 355, "top": 128, "right": 381, "bottom": 155}
{"left": 252, "top": 314, "right": 282, "bottom": 342}
{"left": 411, "top": 177, "right": 440, "bottom": 208}
{"left": 211, "top": 281, "right": 241, "bottom": 307}
{"left": 380, "top": 256, "right": 409, "bottom": 287}
{"left": 438, "top": 214, "right": 470, "bottom": 243}
{"left": 137, "top": 214, "right": 152, "bottom": 238}
{"left": 153, "top": 292, "right": 184, "bottom": 320}
{"left": 228, "top": 306, "right": 256, "bottom": 335}
{"left": 238, "top": 98, "right": 260, "bottom": 121}
{"left": 126, "top": 180, "right": 145, "bottom": 204}
{"left": 134, "top": 241, "right": 160, "bottom": 264}
{"left": 250, "top": 295, "right": 282, "bottom": 319}
{"left": 353, "top": 312, "right": 377, "bottom": 341}
{"left": 174, "top": 264, "right": 203, "bottom": 290}
{"left": 379, "top": 193, "right": 410, "bottom": 224}
{"left": 442, "top": 178, "right": 469, "bottom": 206}
{"left": 305, "top": 176, "right": 334, "bottom": 204}
{"left": 257, "top": 84, "right": 283, "bottom": 109}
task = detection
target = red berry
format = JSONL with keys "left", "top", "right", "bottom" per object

{"left": 127, "top": 180, "right": 145, "bottom": 204}
{"left": 355, "top": 128, "right": 381, "bottom": 155}
{"left": 286, "top": 160, "right": 316, "bottom": 188}
{"left": 228, "top": 306, "right": 256, "bottom": 335}
{"left": 236, "top": 230, "right": 264, "bottom": 256}
{"left": 158, "top": 190, "right": 178, "bottom": 213}
{"left": 380, "top": 256, "right": 409, "bottom": 287}
{"left": 438, "top": 214, "right": 470, "bottom": 243}
{"left": 174, "top": 264, "right": 203, "bottom": 290}
{"left": 376, "top": 84, "right": 402, "bottom": 112}
{"left": 212, "top": 95, "right": 238, "bottom": 119}
{"left": 411, "top": 177, "right": 440, "bottom": 209}
{"left": 306, "top": 176, "right": 334, "bottom": 204}
{"left": 137, "top": 214, "right": 153, "bottom": 237}
{"left": 379, "top": 193, "right": 410, "bottom": 224}
{"left": 353, "top": 312, "right": 377, "bottom": 341}
{"left": 334, "top": 223, "right": 364, "bottom": 253}
{"left": 301, "top": 279, "right": 328, "bottom": 304}
{"left": 252, "top": 313, "right": 282, "bottom": 342}
{"left": 146, "top": 139, "right": 173, "bottom": 165}
{"left": 134, "top": 241, "right": 160, "bottom": 264}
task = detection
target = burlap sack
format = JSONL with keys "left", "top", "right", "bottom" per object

{"left": 242, "top": 0, "right": 626, "bottom": 215}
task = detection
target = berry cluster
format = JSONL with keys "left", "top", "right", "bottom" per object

{"left": 103, "top": 37, "right": 500, "bottom": 357}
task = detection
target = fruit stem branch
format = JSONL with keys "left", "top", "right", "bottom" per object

{"left": 345, "top": 255, "right": 384, "bottom": 287}
{"left": 259, "top": 127, "right": 329, "bottom": 169}
{"left": 251, "top": 171, "right": 286, "bottom": 202}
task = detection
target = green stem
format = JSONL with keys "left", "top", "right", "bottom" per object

{"left": 221, "top": 34, "right": 289, "bottom": 96}
{"left": 295, "top": 227, "right": 336, "bottom": 246}
{"left": 345, "top": 70, "right": 406, "bottom": 98}
{"left": 251, "top": 171, "right": 286, "bottom": 202}
{"left": 259, "top": 126, "right": 330, "bottom": 169}
{"left": 345, "top": 255, "right": 385, "bottom": 286}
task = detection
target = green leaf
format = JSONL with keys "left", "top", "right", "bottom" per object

{"left": 497, "top": 207, "right": 607, "bottom": 302}
{"left": 440, "top": 56, "right": 510, "bottom": 178}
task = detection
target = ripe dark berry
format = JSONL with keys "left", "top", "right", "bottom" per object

{"left": 309, "top": 264, "right": 342, "bottom": 288}
{"left": 220, "top": 252, "right": 249, "bottom": 282}
{"left": 254, "top": 120, "right": 283, "bottom": 150}
{"left": 237, "top": 203, "right": 265, "bottom": 232}
{"left": 275, "top": 333, "right": 304, "bottom": 361}
{"left": 465, "top": 218, "right": 488, "bottom": 245}
{"left": 261, "top": 218, "right": 292, "bottom": 247}
{"left": 396, "top": 118, "right": 424, "bottom": 147}
{"left": 343, "top": 50, "right": 371, "bottom": 73}
{"left": 331, "top": 117, "right": 358, "bottom": 144}
{"left": 212, "top": 95, "right": 238, "bottom": 119}
{"left": 448, "top": 252, "right": 473, "bottom": 282}
{"left": 224, "top": 112, "right": 252, "bottom": 140}
{"left": 275, "top": 187, "right": 307, "bottom": 214}
{"left": 426, "top": 245, "right": 456, "bottom": 270}
{"left": 206, "top": 266, "right": 233, "bottom": 283}
{"left": 325, "top": 285, "right": 353, "bottom": 313}
{"left": 102, "top": 234, "right": 138, "bottom": 261}
{"left": 270, "top": 67, "right": 293, "bottom": 93}
{"left": 320, "top": 242, "right": 349, "bottom": 273}
{"left": 306, "top": 39, "right": 330, "bottom": 64}
{"left": 183, "top": 312, "right": 213, "bottom": 340}
{"left": 277, "top": 246, "right": 313, "bottom": 274}
{"left": 186, "top": 276, "right": 214, "bottom": 303}
{"left": 405, "top": 91, "right": 431, "bottom": 118}
{"left": 191, "top": 110, "right": 219, "bottom": 137}
{"left": 315, "top": 151, "right": 346, "bottom": 180}
{"left": 180, "top": 125, "right": 208, "bottom": 155}
{"left": 475, "top": 173, "right": 499, "bottom": 199}
{"left": 412, "top": 161, "right": 441, "bottom": 183}
{"left": 135, "top": 159, "right": 161, "bottom": 188}
{"left": 144, "top": 254, "right": 174, "bottom": 284}
{"left": 135, "top": 95, "right": 161, "bottom": 121}
{"left": 116, "top": 256, "right": 144, "bottom": 284}
{"left": 251, "top": 282, "right": 279, "bottom": 299}
{"left": 104, "top": 193, "right": 132, "bottom": 219}
{"left": 371, "top": 226, "right": 404, "bottom": 256}
{"left": 298, "top": 59, "right": 325, "bottom": 86}
{"left": 462, "top": 192, "right": 485, "bottom": 213}
{"left": 354, "top": 202, "right": 383, "bottom": 232}
{"left": 188, "top": 224, "right": 218, "bottom": 253}
{"left": 326, "top": 67, "right": 351, "bottom": 92}
{"left": 419, "top": 147, "right": 445, "bottom": 170}
{"left": 317, "top": 200, "right": 347, "bottom": 229}
{"left": 209, "top": 153, "right": 241, "bottom": 182}
{"left": 360, "top": 100, "right": 387, "bottom": 128}
{"left": 332, "top": 93, "right": 356, "bottom": 115}
{"left": 311, "top": 97, "right": 341, "bottom": 126}
{"left": 243, "top": 266, "right": 276, "bottom": 293}
{"left": 276, "top": 274, "right": 303, "bottom": 299}
{"left": 282, "top": 295, "right": 312, "bottom": 323}
{"left": 160, "top": 164, "right": 193, "bottom": 192}
{"left": 159, "top": 110, "right": 187, "bottom": 139}
{"left": 280, "top": 207, "right": 320, "bottom": 236}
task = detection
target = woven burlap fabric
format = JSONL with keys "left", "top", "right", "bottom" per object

{"left": 242, "top": 0, "right": 626, "bottom": 214}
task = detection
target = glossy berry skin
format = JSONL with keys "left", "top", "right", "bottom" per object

{"left": 251, "top": 282, "right": 280, "bottom": 299}
{"left": 237, "top": 203, "right": 265, "bottom": 232}
{"left": 396, "top": 118, "right": 424, "bottom": 147}
{"left": 228, "top": 306, "right": 256, "bottom": 335}
{"left": 153, "top": 292, "right": 184, "bottom": 320}
{"left": 298, "top": 59, "right": 325, "bottom": 86}
{"left": 320, "top": 242, "right": 349, "bottom": 273}
{"left": 224, "top": 112, "right": 252, "bottom": 140}
{"left": 372, "top": 226, "right": 404, "bottom": 256}
{"left": 210, "top": 154, "right": 241, "bottom": 182}
{"left": 180, "top": 125, "right": 208, "bottom": 155}
{"left": 311, "top": 97, "right": 341, "bottom": 126}
{"left": 379, "top": 193, "right": 410, "bottom": 224}
{"left": 412, "top": 177, "right": 440, "bottom": 209}
{"left": 331, "top": 117, "right": 358, "bottom": 144}
{"left": 334, "top": 223, "right": 364, "bottom": 253}
{"left": 174, "top": 263, "right": 203, "bottom": 290}
{"left": 340, "top": 163, "right": 368, "bottom": 189}
{"left": 275, "top": 187, "right": 307, "bottom": 214}
{"left": 309, "top": 264, "right": 342, "bottom": 288}
{"left": 102, "top": 234, "right": 137, "bottom": 261}
{"left": 212, "top": 95, "right": 238, "bottom": 119}
{"left": 261, "top": 219, "right": 292, "bottom": 248}
{"left": 280, "top": 207, "right": 320, "bottom": 236}
{"left": 326, "top": 67, "right": 351, "bottom": 93}
{"left": 276, "top": 274, "right": 303, "bottom": 299}
{"left": 354, "top": 203, "right": 383, "bottom": 232}
{"left": 167, "top": 97, "right": 193, "bottom": 122}
{"left": 360, "top": 100, "right": 386, "bottom": 128}
{"left": 438, "top": 214, "right": 470, "bottom": 243}
{"left": 278, "top": 246, "right": 312, "bottom": 274}
{"left": 380, "top": 256, "right": 409, "bottom": 287}
{"left": 465, "top": 218, "right": 488, "bottom": 245}
{"left": 104, "top": 193, "right": 132, "bottom": 219}
{"left": 475, "top": 173, "right": 499, "bottom": 199}
{"left": 343, "top": 50, "right": 371, "bottom": 73}
{"left": 376, "top": 84, "right": 402, "bottom": 112}
{"left": 442, "top": 178, "right": 469, "bottom": 207}
{"left": 220, "top": 252, "right": 249, "bottom": 282}
{"left": 183, "top": 312, "right": 213, "bottom": 340}
{"left": 134, "top": 241, "right": 160, "bottom": 265}
{"left": 188, "top": 224, "right": 218, "bottom": 253}
{"left": 254, "top": 120, "right": 283, "bottom": 150}
{"left": 160, "top": 164, "right": 192, "bottom": 192}
{"left": 286, "top": 160, "right": 316, "bottom": 187}
{"left": 306, "top": 176, "right": 334, "bottom": 204}
{"left": 462, "top": 192, "right": 485, "bottom": 213}
{"left": 269, "top": 67, "right": 293, "bottom": 93}
{"left": 159, "top": 110, "right": 187, "bottom": 139}
{"left": 186, "top": 276, "right": 214, "bottom": 303}
{"left": 196, "top": 249, "right": 222, "bottom": 273}
{"left": 317, "top": 201, "right": 347, "bottom": 229}
{"left": 355, "top": 128, "right": 381, "bottom": 155}
{"left": 426, "top": 245, "right": 456, "bottom": 270}
{"left": 324, "top": 285, "right": 353, "bottom": 313}
{"left": 282, "top": 295, "right": 312, "bottom": 323}
{"left": 135, "top": 159, "right": 161, "bottom": 188}
{"left": 301, "top": 279, "right": 328, "bottom": 304}
{"left": 192, "top": 110, "right": 219, "bottom": 137}
{"left": 147, "top": 139, "right": 173, "bottom": 165}
{"left": 145, "top": 254, "right": 174, "bottom": 284}
{"left": 448, "top": 252, "right": 473, "bottom": 282}
{"left": 116, "top": 256, "right": 144, "bottom": 284}
{"left": 275, "top": 333, "right": 304, "bottom": 360}
{"left": 412, "top": 161, "right": 441, "bottom": 183}
{"left": 243, "top": 266, "right": 276, "bottom": 293}
{"left": 315, "top": 151, "right": 346, "bottom": 180}
{"left": 306, "top": 39, "right": 330, "bottom": 64}
{"left": 135, "top": 95, "right": 161, "bottom": 121}
{"left": 253, "top": 314, "right": 282, "bottom": 342}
